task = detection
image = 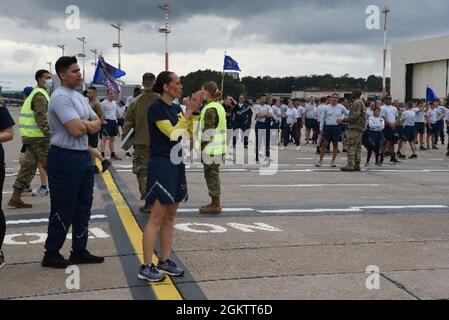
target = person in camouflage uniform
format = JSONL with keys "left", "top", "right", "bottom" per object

{"left": 123, "top": 73, "right": 159, "bottom": 213}
{"left": 8, "top": 70, "right": 52, "bottom": 208}
{"left": 199, "top": 82, "right": 227, "bottom": 215}
{"left": 341, "top": 90, "right": 367, "bottom": 172}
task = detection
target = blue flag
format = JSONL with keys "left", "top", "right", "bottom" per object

{"left": 223, "top": 55, "right": 241, "bottom": 72}
{"left": 92, "top": 56, "right": 126, "bottom": 94}
{"left": 426, "top": 86, "right": 439, "bottom": 102}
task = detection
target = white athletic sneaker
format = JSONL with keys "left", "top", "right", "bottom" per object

{"left": 32, "top": 186, "right": 49, "bottom": 197}
{"left": 296, "top": 146, "right": 301, "bottom": 151}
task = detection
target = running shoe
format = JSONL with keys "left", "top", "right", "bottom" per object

{"left": 32, "top": 186, "right": 49, "bottom": 197}
{"left": 157, "top": 259, "right": 185, "bottom": 277}
{"left": 138, "top": 264, "right": 165, "bottom": 282}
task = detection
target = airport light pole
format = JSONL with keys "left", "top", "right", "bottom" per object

{"left": 111, "top": 24, "right": 123, "bottom": 69}
{"left": 76, "top": 36, "right": 87, "bottom": 90}
{"left": 382, "top": 7, "right": 390, "bottom": 97}
{"left": 158, "top": 3, "right": 171, "bottom": 71}
{"left": 91, "top": 49, "right": 98, "bottom": 66}
{"left": 57, "top": 44, "right": 65, "bottom": 56}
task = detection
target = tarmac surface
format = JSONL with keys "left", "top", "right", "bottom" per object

{"left": 1, "top": 106, "right": 449, "bottom": 300}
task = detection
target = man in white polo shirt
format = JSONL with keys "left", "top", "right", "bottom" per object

{"left": 100, "top": 89, "right": 121, "bottom": 160}
{"left": 380, "top": 95, "right": 400, "bottom": 164}
{"left": 316, "top": 93, "right": 349, "bottom": 167}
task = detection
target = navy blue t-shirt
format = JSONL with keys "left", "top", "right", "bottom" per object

{"left": 0, "top": 104, "right": 15, "bottom": 165}
{"left": 148, "top": 98, "right": 183, "bottom": 157}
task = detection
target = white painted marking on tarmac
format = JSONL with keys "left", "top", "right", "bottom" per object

{"left": 6, "top": 173, "right": 18, "bottom": 177}
{"left": 115, "top": 165, "right": 133, "bottom": 169}
{"left": 296, "top": 157, "right": 347, "bottom": 160}
{"left": 258, "top": 205, "right": 448, "bottom": 214}
{"left": 227, "top": 223, "right": 283, "bottom": 233}
{"left": 259, "top": 208, "right": 362, "bottom": 214}
{"left": 353, "top": 205, "right": 448, "bottom": 210}
{"left": 6, "top": 214, "right": 107, "bottom": 226}
{"left": 175, "top": 222, "right": 282, "bottom": 233}
{"left": 177, "top": 208, "right": 254, "bottom": 213}
{"left": 175, "top": 223, "right": 228, "bottom": 234}
{"left": 4, "top": 227, "right": 110, "bottom": 245}
{"left": 241, "top": 184, "right": 382, "bottom": 188}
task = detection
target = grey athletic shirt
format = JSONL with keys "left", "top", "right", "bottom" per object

{"left": 48, "top": 87, "right": 96, "bottom": 151}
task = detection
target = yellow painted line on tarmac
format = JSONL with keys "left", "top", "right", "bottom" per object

{"left": 99, "top": 163, "right": 183, "bottom": 300}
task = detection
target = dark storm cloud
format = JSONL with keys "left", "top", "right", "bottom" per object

{"left": 1, "top": 0, "right": 449, "bottom": 46}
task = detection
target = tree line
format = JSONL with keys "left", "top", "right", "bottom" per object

{"left": 180, "top": 70, "right": 391, "bottom": 99}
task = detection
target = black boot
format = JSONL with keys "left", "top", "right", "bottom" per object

{"left": 69, "top": 250, "right": 105, "bottom": 264}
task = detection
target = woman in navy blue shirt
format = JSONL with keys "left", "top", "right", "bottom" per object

{"left": 0, "top": 100, "right": 15, "bottom": 269}
{"left": 138, "top": 71, "right": 204, "bottom": 282}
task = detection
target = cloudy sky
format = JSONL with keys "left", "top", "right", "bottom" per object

{"left": 1, "top": 0, "right": 449, "bottom": 90}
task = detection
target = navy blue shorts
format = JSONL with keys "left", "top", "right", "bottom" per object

{"left": 430, "top": 123, "right": 439, "bottom": 135}
{"left": 100, "top": 120, "right": 118, "bottom": 138}
{"left": 402, "top": 126, "right": 416, "bottom": 142}
{"left": 415, "top": 123, "right": 425, "bottom": 134}
{"left": 323, "top": 125, "right": 342, "bottom": 144}
{"left": 364, "top": 130, "right": 385, "bottom": 149}
{"left": 383, "top": 126, "right": 399, "bottom": 143}
{"left": 396, "top": 126, "right": 404, "bottom": 140}
{"left": 305, "top": 118, "right": 317, "bottom": 130}
{"left": 145, "top": 156, "right": 188, "bottom": 206}
{"left": 117, "top": 118, "right": 124, "bottom": 128}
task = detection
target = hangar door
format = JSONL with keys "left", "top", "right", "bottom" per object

{"left": 412, "top": 60, "right": 448, "bottom": 100}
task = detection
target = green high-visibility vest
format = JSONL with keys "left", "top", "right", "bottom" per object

{"left": 199, "top": 101, "right": 227, "bottom": 156}
{"left": 19, "top": 88, "right": 49, "bottom": 138}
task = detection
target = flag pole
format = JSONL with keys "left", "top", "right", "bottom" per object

{"left": 221, "top": 51, "right": 226, "bottom": 101}
{"left": 221, "top": 70, "right": 225, "bottom": 101}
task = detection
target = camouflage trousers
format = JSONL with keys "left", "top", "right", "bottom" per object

{"left": 203, "top": 163, "right": 221, "bottom": 198}
{"left": 132, "top": 145, "right": 149, "bottom": 200}
{"left": 14, "top": 140, "right": 50, "bottom": 191}
{"left": 346, "top": 129, "right": 363, "bottom": 166}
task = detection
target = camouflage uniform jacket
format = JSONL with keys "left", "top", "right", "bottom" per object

{"left": 123, "top": 89, "right": 160, "bottom": 147}
{"left": 346, "top": 99, "right": 366, "bottom": 132}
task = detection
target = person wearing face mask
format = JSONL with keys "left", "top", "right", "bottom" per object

{"left": 8, "top": 70, "right": 52, "bottom": 208}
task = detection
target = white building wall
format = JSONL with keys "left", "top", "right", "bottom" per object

{"left": 391, "top": 35, "right": 449, "bottom": 102}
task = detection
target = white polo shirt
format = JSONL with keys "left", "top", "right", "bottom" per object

{"left": 381, "top": 105, "right": 398, "bottom": 125}
{"left": 101, "top": 99, "right": 118, "bottom": 121}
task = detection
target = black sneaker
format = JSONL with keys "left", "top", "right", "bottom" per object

{"left": 42, "top": 252, "right": 73, "bottom": 269}
{"left": 419, "top": 146, "right": 426, "bottom": 151}
{"left": 446, "top": 151, "right": 449, "bottom": 157}
{"left": 101, "top": 159, "right": 112, "bottom": 173}
{"left": 409, "top": 154, "right": 418, "bottom": 159}
{"left": 390, "top": 158, "right": 401, "bottom": 164}
{"left": 69, "top": 250, "right": 105, "bottom": 264}
{"left": 0, "top": 250, "right": 5, "bottom": 269}
{"left": 110, "top": 155, "right": 122, "bottom": 161}
{"left": 432, "top": 145, "right": 439, "bottom": 150}
{"left": 93, "top": 165, "right": 100, "bottom": 175}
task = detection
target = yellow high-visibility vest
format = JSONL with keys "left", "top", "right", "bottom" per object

{"left": 198, "top": 101, "right": 227, "bottom": 156}
{"left": 19, "top": 88, "right": 49, "bottom": 138}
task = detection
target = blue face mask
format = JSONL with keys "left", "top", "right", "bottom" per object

{"left": 44, "top": 79, "right": 53, "bottom": 91}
